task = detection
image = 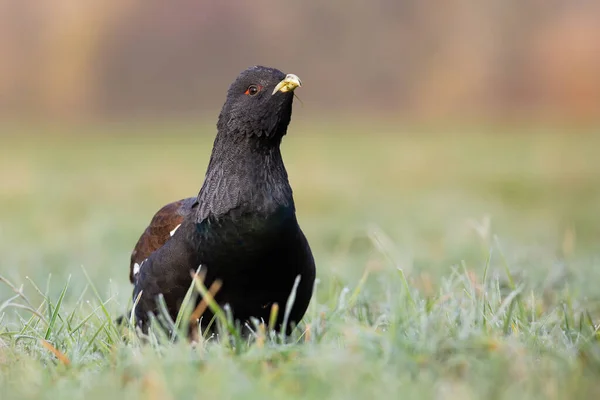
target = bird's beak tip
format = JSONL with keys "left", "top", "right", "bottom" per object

{"left": 272, "top": 74, "right": 302, "bottom": 95}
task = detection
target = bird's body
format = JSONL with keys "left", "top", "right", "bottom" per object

{"left": 129, "top": 66, "right": 315, "bottom": 336}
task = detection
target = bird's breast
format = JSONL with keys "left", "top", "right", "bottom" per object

{"left": 195, "top": 204, "right": 295, "bottom": 261}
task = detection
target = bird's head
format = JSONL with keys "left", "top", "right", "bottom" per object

{"left": 217, "top": 66, "right": 302, "bottom": 140}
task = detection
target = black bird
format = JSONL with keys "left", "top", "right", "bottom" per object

{"left": 129, "top": 66, "right": 316, "bottom": 336}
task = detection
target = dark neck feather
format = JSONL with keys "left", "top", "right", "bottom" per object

{"left": 195, "top": 131, "right": 294, "bottom": 223}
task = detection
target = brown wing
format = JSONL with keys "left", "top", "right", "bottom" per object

{"left": 129, "top": 197, "right": 198, "bottom": 283}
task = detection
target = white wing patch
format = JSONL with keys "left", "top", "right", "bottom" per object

{"left": 133, "top": 259, "right": 146, "bottom": 277}
{"left": 170, "top": 224, "right": 182, "bottom": 237}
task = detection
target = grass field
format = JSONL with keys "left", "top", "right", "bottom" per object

{"left": 1, "top": 121, "right": 600, "bottom": 399}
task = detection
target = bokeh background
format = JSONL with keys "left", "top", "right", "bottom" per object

{"left": 2, "top": 0, "right": 600, "bottom": 121}
{"left": 1, "top": 0, "right": 600, "bottom": 309}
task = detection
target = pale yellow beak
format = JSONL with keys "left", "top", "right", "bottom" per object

{"left": 272, "top": 74, "right": 302, "bottom": 95}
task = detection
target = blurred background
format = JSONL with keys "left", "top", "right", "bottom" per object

{"left": 0, "top": 1, "right": 599, "bottom": 308}
{"left": 1, "top": 0, "right": 600, "bottom": 122}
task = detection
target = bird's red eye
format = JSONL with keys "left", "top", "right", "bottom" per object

{"left": 244, "top": 84, "right": 261, "bottom": 96}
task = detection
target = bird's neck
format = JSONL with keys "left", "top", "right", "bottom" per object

{"left": 195, "top": 132, "right": 294, "bottom": 222}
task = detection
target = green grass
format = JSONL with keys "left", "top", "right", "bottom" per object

{"left": 1, "top": 121, "right": 600, "bottom": 399}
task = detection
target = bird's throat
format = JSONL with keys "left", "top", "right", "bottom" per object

{"left": 195, "top": 134, "right": 294, "bottom": 223}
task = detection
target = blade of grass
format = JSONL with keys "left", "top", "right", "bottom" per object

{"left": 281, "top": 275, "right": 302, "bottom": 342}
{"left": 156, "top": 293, "right": 177, "bottom": 340}
{"left": 192, "top": 276, "right": 233, "bottom": 338}
{"left": 44, "top": 275, "right": 71, "bottom": 340}
{"left": 480, "top": 247, "right": 493, "bottom": 329}
{"left": 81, "top": 320, "right": 108, "bottom": 357}
{"left": 347, "top": 265, "right": 371, "bottom": 309}
{"left": 80, "top": 265, "right": 118, "bottom": 341}
{"left": 268, "top": 303, "right": 279, "bottom": 333}
{"left": 40, "top": 339, "right": 71, "bottom": 366}
{"left": 174, "top": 268, "right": 203, "bottom": 333}
{"left": 189, "top": 279, "right": 222, "bottom": 342}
